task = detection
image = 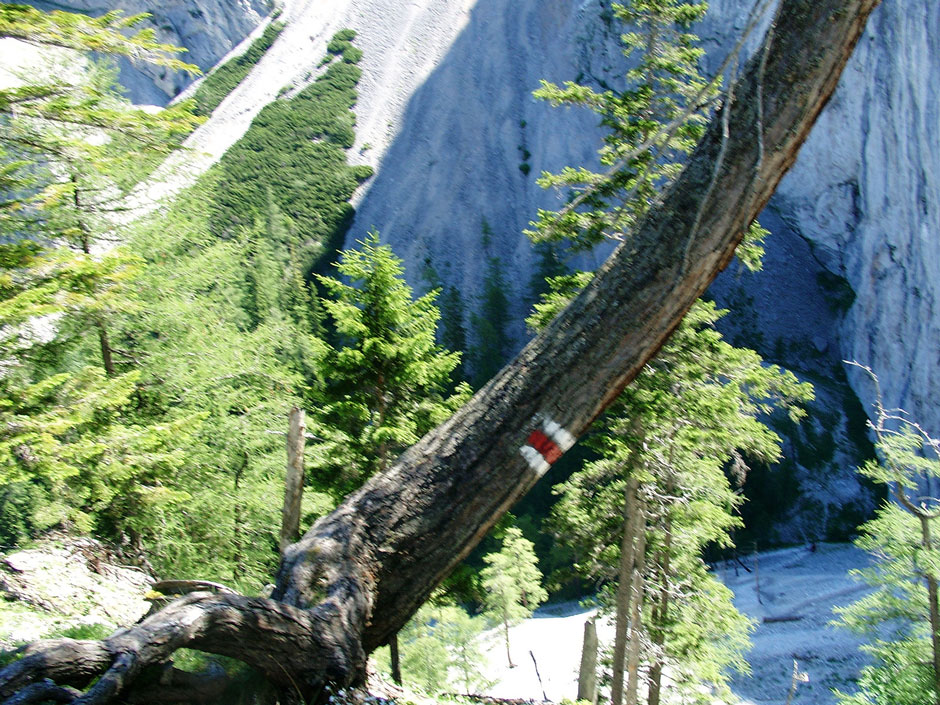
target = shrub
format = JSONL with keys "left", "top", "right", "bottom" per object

{"left": 192, "top": 21, "right": 284, "bottom": 117}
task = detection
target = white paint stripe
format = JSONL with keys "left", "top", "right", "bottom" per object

{"left": 539, "top": 415, "right": 576, "bottom": 451}
{"left": 520, "top": 445, "right": 551, "bottom": 476}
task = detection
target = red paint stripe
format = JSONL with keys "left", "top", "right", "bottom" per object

{"left": 528, "top": 430, "right": 562, "bottom": 465}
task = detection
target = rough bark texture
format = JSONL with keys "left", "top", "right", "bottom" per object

{"left": 280, "top": 408, "right": 306, "bottom": 553}
{"left": 625, "top": 505, "right": 647, "bottom": 705}
{"left": 577, "top": 619, "right": 598, "bottom": 705}
{"left": 0, "top": 1, "right": 880, "bottom": 703}
{"left": 647, "top": 511, "right": 673, "bottom": 705}
{"left": 610, "top": 476, "right": 640, "bottom": 705}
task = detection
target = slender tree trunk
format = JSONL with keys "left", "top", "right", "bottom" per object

{"left": 95, "top": 320, "right": 116, "bottom": 377}
{"left": 0, "top": 4, "right": 881, "bottom": 702}
{"left": 280, "top": 408, "right": 306, "bottom": 553}
{"left": 503, "top": 612, "right": 514, "bottom": 668}
{"left": 611, "top": 474, "right": 640, "bottom": 705}
{"left": 72, "top": 188, "right": 117, "bottom": 378}
{"left": 625, "top": 498, "right": 647, "bottom": 705}
{"left": 577, "top": 618, "right": 599, "bottom": 705}
{"left": 388, "top": 633, "right": 402, "bottom": 685}
{"left": 232, "top": 453, "right": 248, "bottom": 582}
{"left": 920, "top": 515, "right": 940, "bottom": 705}
{"left": 647, "top": 511, "right": 672, "bottom": 705}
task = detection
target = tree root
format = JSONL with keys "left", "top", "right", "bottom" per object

{"left": 3, "top": 680, "right": 81, "bottom": 705}
{"left": 0, "top": 590, "right": 365, "bottom": 705}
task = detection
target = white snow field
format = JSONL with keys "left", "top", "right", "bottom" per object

{"left": 477, "top": 544, "right": 872, "bottom": 705}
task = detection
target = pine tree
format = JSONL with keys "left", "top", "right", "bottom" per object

{"left": 834, "top": 366, "right": 940, "bottom": 705}
{"left": 480, "top": 525, "right": 548, "bottom": 667}
{"left": 313, "top": 231, "right": 469, "bottom": 498}
{"left": 552, "top": 301, "right": 811, "bottom": 704}
{"left": 528, "top": 0, "right": 714, "bottom": 251}
{"left": 470, "top": 255, "right": 512, "bottom": 389}
{"left": 527, "top": 0, "right": 765, "bottom": 265}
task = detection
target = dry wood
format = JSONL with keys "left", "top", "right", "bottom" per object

{"left": 280, "top": 407, "right": 306, "bottom": 553}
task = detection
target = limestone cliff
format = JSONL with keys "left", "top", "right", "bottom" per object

{"left": 25, "top": 0, "right": 269, "bottom": 103}
{"left": 51, "top": 0, "right": 932, "bottom": 537}
{"left": 354, "top": 0, "right": 937, "bottom": 451}
{"left": 348, "top": 0, "right": 937, "bottom": 537}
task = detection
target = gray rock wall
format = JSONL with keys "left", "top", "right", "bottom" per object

{"left": 26, "top": 0, "right": 269, "bottom": 103}
{"left": 701, "top": 0, "right": 939, "bottom": 437}
{"left": 347, "top": 0, "right": 938, "bottom": 536}
{"left": 354, "top": 0, "right": 940, "bottom": 444}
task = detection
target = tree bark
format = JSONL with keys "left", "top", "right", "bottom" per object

{"left": 611, "top": 475, "right": 640, "bottom": 705}
{"left": 577, "top": 618, "right": 598, "bottom": 705}
{"left": 0, "top": 2, "right": 881, "bottom": 702}
{"left": 625, "top": 500, "right": 647, "bottom": 705}
{"left": 647, "top": 511, "right": 673, "bottom": 705}
{"left": 502, "top": 612, "right": 514, "bottom": 668}
{"left": 95, "top": 320, "right": 116, "bottom": 377}
{"left": 280, "top": 408, "right": 306, "bottom": 554}
{"left": 919, "top": 515, "right": 940, "bottom": 705}
{"left": 388, "top": 633, "right": 402, "bottom": 686}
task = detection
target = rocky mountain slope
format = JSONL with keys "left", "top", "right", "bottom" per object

{"left": 29, "top": 0, "right": 935, "bottom": 535}
{"left": 26, "top": 0, "right": 269, "bottom": 104}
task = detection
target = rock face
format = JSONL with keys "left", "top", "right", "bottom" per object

{"left": 346, "top": 0, "right": 936, "bottom": 537}
{"left": 26, "top": 0, "right": 269, "bottom": 103}
{"left": 44, "top": 0, "right": 931, "bottom": 536}
{"left": 352, "top": 0, "right": 938, "bottom": 444}
{"left": 746, "top": 0, "right": 940, "bottom": 439}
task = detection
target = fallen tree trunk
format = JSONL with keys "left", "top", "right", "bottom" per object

{"left": 0, "top": 1, "right": 881, "bottom": 702}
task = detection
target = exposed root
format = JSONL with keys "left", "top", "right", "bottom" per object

{"left": 3, "top": 680, "right": 81, "bottom": 705}
{"left": 0, "top": 589, "right": 368, "bottom": 705}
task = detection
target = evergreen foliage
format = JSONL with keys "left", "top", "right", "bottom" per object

{"left": 312, "top": 231, "right": 470, "bottom": 498}
{"left": 523, "top": 6, "right": 809, "bottom": 699}
{"left": 0, "top": 16, "right": 382, "bottom": 586}
{"left": 211, "top": 30, "right": 373, "bottom": 273}
{"left": 0, "top": 10, "right": 203, "bottom": 558}
{"left": 374, "top": 603, "right": 491, "bottom": 694}
{"left": 120, "top": 176, "right": 324, "bottom": 583}
{"left": 0, "top": 5, "right": 199, "bottom": 71}
{"left": 192, "top": 19, "right": 284, "bottom": 117}
{"left": 550, "top": 300, "right": 812, "bottom": 701}
{"left": 481, "top": 525, "right": 548, "bottom": 667}
{"left": 527, "top": 0, "right": 765, "bottom": 268}
{"left": 470, "top": 255, "right": 512, "bottom": 389}
{"left": 438, "top": 286, "right": 469, "bottom": 386}
{"left": 834, "top": 367, "right": 940, "bottom": 705}
{"left": 528, "top": 0, "right": 715, "bottom": 251}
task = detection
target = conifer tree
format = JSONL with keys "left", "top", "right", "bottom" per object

{"left": 551, "top": 301, "right": 811, "bottom": 703}
{"left": 528, "top": 0, "right": 765, "bottom": 265}
{"left": 470, "top": 255, "right": 512, "bottom": 389}
{"left": 525, "top": 7, "right": 791, "bottom": 699}
{"left": 481, "top": 525, "right": 548, "bottom": 667}
{"left": 529, "top": 0, "right": 714, "bottom": 250}
{"left": 375, "top": 602, "right": 491, "bottom": 694}
{"left": 313, "top": 231, "right": 469, "bottom": 497}
{"left": 834, "top": 366, "right": 940, "bottom": 705}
